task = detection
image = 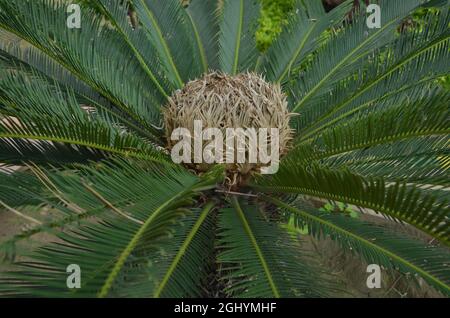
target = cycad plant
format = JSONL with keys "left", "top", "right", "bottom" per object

{"left": 0, "top": 0, "right": 449, "bottom": 298}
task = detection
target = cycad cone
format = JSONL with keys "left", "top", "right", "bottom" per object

{"left": 163, "top": 72, "right": 293, "bottom": 186}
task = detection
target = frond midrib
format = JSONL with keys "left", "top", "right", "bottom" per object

{"left": 0, "top": 23, "right": 159, "bottom": 137}
{"left": 303, "top": 34, "right": 450, "bottom": 133}
{"left": 298, "top": 75, "right": 442, "bottom": 141}
{"left": 277, "top": 22, "right": 317, "bottom": 83}
{"left": 137, "top": 0, "right": 184, "bottom": 88}
{"left": 96, "top": 2, "right": 169, "bottom": 99}
{"left": 292, "top": 16, "right": 403, "bottom": 113}
{"left": 296, "top": 128, "right": 450, "bottom": 163}
{"left": 232, "top": 0, "right": 244, "bottom": 75}
{"left": 231, "top": 196, "right": 280, "bottom": 298}
{"left": 0, "top": 132, "right": 170, "bottom": 166}
{"left": 253, "top": 185, "right": 449, "bottom": 246}
{"left": 265, "top": 195, "right": 450, "bottom": 293}
{"left": 97, "top": 189, "right": 193, "bottom": 297}
{"left": 186, "top": 12, "right": 209, "bottom": 73}
{"left": 153, "top": 201, "right": 214, "bottom": 297}
{"left": 0, "top": 194, "right": 152, "bottom": 252}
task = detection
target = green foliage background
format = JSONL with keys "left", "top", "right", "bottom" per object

{"left": 255, "top": 0, "right": 295, "bottom": 52}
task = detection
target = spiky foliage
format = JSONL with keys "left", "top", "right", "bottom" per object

{"left": 0, "top": 0, "right": 449, "bottom": 298}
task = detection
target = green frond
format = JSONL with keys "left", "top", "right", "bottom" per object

{"left": 0, "top": 70, "right": 169, "bottom": 166}
{"left": 259, "top": 0, "right": 352, "bottom": 82}
{"left": 134, "top": 0, "right": 204, "bottom": 87}
{"left": 93, "top": 0, "right": 172, "bottom": 98}
{"left": 0, "top": 0, "right": 165, "bottom": 134}
{"left": 324, "top": 136, "right": 450, "bottom": 187}
{"left": 0, "top": 170, "right": 51, "bottom": 209}
{"left": 289, "top": 92, "right": 449, "bottom": 165}
{"left": 0, "top": 159, "right": 220, "bottom": 251}
{"left": 252, "top": 165, "right": 450, "bottom": 246}
{"left": 0, "top": 30, "right": 106, "bottom": 113}
{"left": 150, "top": 202, "right": 216, "bottom": 298}
{"left": 0, "top": 160, "right": 217, "bottom": 297}
{"left": 186, "top": 0, "right": 221, "bottom": 71}
{"left": 219, "top": 0, "right": 260, "bottom": 75}
{"left": 266, "top": 197, "right": 450, "bottom": 296}
{"left": 296, "top": 8, "right": 450, "bottom": 135}
{"left": 290, "top": 0, "right": 424, "bottom": 113}
{"left": 0, "top": 48, "right": 158, "bottom": 140}
{"left": 217, "top": 197, "right": 330, "bottom": 298}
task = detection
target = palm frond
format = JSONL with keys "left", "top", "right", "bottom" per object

{"left": 259, "top": 0, "right": 352, "bottom": 82}
{"left": 134, "top": 0, "right": 203, "bottom": 87}
{"left": 289, "top": 92, "right": 449, "bottom": 165}
{"left": 289, "top": 0, "right": 424, "bottom": 113}
{"left": 324, "top": 136, "right": 449, "bottom": 187}
{"left": 266, "top": 197, "right": 450, "bottom": 296}
{"left": 0, "top": 170, "right": 50, "bottom": 209}
{"left": 0, "top": 47, "right": 157, "bottom": 140}
{"left": 0, "top": 160, "right": 217, "bottom": 297}
{"left": 218, "top": 0, "right": 260, "bottom": 75}
{"left": 0, "top": 69, "right": 169, "bottom": 165}
{"left": 296, "top": 8, "right": 450, "bottom": 135}
{"left": 94, "top": 0, "right": 173, "bottom": 98}
{"left": 0, "top": 0, "right": 164, "bottom": 134}
{"left": 217, "top": 197, "right": 330, "bottom": 298}
{"left": 252, "top": 165, "right": 450, "bottom": 246}
{"left": 186, "top": 0, "right": 220, "bottom": 71}
{"left": 148, "top": 202, "right": 216, "bottom": 298}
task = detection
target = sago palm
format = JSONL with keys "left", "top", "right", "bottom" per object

{"left": 0, "top": 0, "right": 449, "bottom": 298}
